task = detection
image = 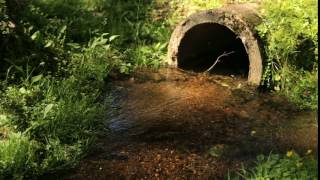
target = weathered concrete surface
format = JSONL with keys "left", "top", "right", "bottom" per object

{"left": 167, "top": 3, "right": 264, "bottom": 85}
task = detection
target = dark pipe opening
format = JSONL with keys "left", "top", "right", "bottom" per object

{"left": 177, "top": 23, "right": 249, "bottom": 77}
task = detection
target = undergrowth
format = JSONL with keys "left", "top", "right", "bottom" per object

{"left": 0, "top": 31, "right": 117, "bottom": 180}
{"left": 257, "top": 0, "right": 318, "bottom": 110}
{"left": 0, "top": 0, "right": 179, "bottom": 178}
{"left": 0, "top": 0, "right": 318, "bottom": 179}
{"left": 230, "top": 151, "right": 318, "bottom": 179}
{"left": 0, "top": 0, "right": 127, "bottom": 179}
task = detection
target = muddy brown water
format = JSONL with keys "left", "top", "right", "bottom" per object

{"left": 58, "top": 68, "right": 317, "bottom": 180}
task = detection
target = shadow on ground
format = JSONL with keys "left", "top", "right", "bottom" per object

{"left": 52, "top": 68, "right": 317, "bottom": 180}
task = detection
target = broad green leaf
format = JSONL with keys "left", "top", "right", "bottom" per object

{"left": 31, "top": 31, "right": 40, "bottom": 41}
{"left": 19, "top": 87, "right": 28, "bottom": 94}
{"left": 60, "top": 25, "right": 67, "bottom": 34}
{"left": 44, "top": 104, "right": 54, "bottom": 118}
{"left": 109, "top": 35, "right": 120, "bottom": 42}
{"left": 104, "top": 44, "right": 111, "bottom": 50}
{"left": 274, "top": 74, "right": 281, "bottom": 81}
{"left": 66, "top": 43, "right": 81, "bottom": 49}
{"left": 31, "top": 74, "right": 43, "bottom": 84}
{"left": 44, "top": 40, "right": 54, "bottom": 48}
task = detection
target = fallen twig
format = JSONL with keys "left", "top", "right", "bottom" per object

{"left": 205, "top": 51, "right": 235, "bottom": 72}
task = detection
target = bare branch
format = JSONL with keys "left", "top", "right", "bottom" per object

{"left": 205, "top": 51, "right": 235, "bottom": 72}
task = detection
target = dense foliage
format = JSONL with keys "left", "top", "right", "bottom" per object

{"left": 257, "top": 0, "right": 318, "bottom": 109}
{"left": 0, "top": 0, "right": 317, "bottom": 179}
{"left": 0, "top": 0, "right": 173, "bottom": 178}
{"left": 0, "top": 0, "right": 124, "bottom": 179}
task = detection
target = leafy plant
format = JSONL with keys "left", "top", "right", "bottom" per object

{"left": 232, "top": 152, "right": 318, "bottom": 180}
{"left": 0, "top": 131, "right": 39, "bottom": 180}
{"left": 257, "top": 0, "right": 318, "bottom": 109}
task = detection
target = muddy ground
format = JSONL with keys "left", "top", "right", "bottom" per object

{"left": 49, "top": 68, "right": 317, "bottom": 180}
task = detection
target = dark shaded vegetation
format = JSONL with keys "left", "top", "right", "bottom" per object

{"left": 0, "top": 0, "right": 317, "bottom": 179}
{"left": 0, "top": 0, "right": 171, "bottom": 178}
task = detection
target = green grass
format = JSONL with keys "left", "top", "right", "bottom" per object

{"left": 0, "top": 131, "right": 38, "bottom": 180}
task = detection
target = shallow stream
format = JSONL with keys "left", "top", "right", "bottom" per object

{"left": 64, "top": 68, "right": 317, "bottom": 180}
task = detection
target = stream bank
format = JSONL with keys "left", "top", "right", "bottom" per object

{"left": 60, "top": 68, "right": 317, "bottom": 180}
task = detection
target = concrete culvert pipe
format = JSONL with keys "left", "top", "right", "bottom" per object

{"left": 167, "top": 3, "right": 264, "bottom": 85}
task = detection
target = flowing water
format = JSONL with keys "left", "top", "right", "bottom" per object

{"left": 62, "top": 68, "right": 317, "bottom": 180}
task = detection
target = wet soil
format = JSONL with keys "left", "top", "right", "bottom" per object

{"left": 59, "top": 68, "right": 317, "bottom": 180}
